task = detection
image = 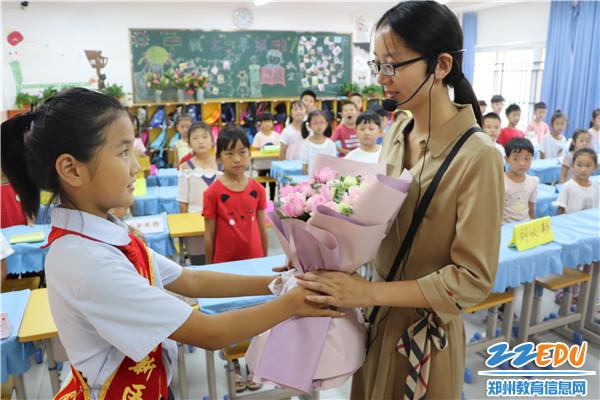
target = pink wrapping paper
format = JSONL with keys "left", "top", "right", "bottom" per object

{"left": 246, "top": 154, "right": 413, "bottom": 393}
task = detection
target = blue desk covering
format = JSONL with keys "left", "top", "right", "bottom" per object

{"left": 494, "top": 222, "right": 563, "bottom": 293}
{"left": 528, "top": 158, "right": 561, "bottom": 184}
{"left": 551, "top": 209, "right": 600, "bottom": 268}
{"left": 1, "top": 225, "right": 50, "bottom": 275}
{"left": 270, "top": 160, "right": 303, "bottom": 180}
{"left": 1, "top": 290, "right": 35, "bottom": 383}
{"left": 191, "top": 255, "right": 285, "bottom": 315}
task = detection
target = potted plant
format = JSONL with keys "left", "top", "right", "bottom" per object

{"left": 362, "top": 84, "right": 384, "bottom": 98}
{"left": 101, "top": 83, "right": 125, "bottom": 100}
{"left": 15, "top": 92, "right": 42, "bottom": 111}
{"left": 339, "top": 81, "right": 362, "bottom": 97}
{"left": 165, "top": 68, "right": 188, "bottom": 102}
{"left": 143, "top": 71, "right": 170, "bottom": 103}
{"left": 42, "top": 86, "right": 59, "bottom": 102}
{"left": 185, "top": 70, "right": 209, "bottom": 102}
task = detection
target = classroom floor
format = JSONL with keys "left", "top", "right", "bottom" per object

{"left": 12, "top": 228, "right": 600, "bottom": 399}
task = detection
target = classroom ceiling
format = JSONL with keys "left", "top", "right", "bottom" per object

{"left": 4, "top": 0, "right": 517, "bottom": 14}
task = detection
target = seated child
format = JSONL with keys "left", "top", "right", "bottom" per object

{"left": 482, "top": 112, "right": 505, "bottom": 158}
{"left": 502, "top": 138, "right": 539, "bottom": 223}
{"left": 560, "top": 129, "right": 591, "bottom": 183}
{"left": 525, "top": 102, "right": 549, "bottom": 145}
{"left": 178, "top": 122, "right": 221, "bottom": 264}
{"left": 345, "top": 112, "right": 382, "bottom": 164}
{"left": 252, "top": 113, "right": 280, "bottom": 201}
{"left": 172, "top": 114, "right": 193, "bottom": 165}
{"left": 540, "top": 110, "right": 568, "bottom": 159}
{"left": 299, "top": 110, "right": 337, "bottom": 175}
{"left": 279, "top": 101, "right": 306, "bottom": 160}
{"left": 557, "top": 148, "right": 599, "bottom": 214}
{"left": 332, "top": 101, "right": 359, "bottom": 156}
{"left": 497, "top": 104, "right": 525, "bottom": 146}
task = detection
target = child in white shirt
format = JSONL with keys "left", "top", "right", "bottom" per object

{"left": 557, "top": 149, "right": 600, "bottom": 214}
{"left": 299, "top": 110, "right": 337, "bottom": 175}
{"left": 482, "top": 112, "right": 506, "bottom": 158}
{"left": 345, "top": 111, "right": 382, "bottom": 164}
{"left": 503, "top": 138, "right": 539, "bottom": 223}
{"left": 252, "top": 112, "right": 280, "bottom": 200}
{"left": 560, "top": 129, "right": 591, "bottom": 183}
{"left": 279, "top": 101, "right": 306, "bottom": 160}
{"left": 540, "top": 110, "right": 568, "bottom": 159}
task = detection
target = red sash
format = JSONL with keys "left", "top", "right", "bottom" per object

{"left": 49, "top": 227, "right": 169, "bottom": 400}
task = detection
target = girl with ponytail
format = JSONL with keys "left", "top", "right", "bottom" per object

{"left": 1, "top": 88, "right": 337, "bottom": 400}
{"left": 296, "top": 2, "right": 503, "bottom": 398}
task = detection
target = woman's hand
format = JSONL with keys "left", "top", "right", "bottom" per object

{"left": 296, "top": 271, "right": 373, "bottom": 308}
{"left": 285, "top": 287, "right": 345, "bottom": 318}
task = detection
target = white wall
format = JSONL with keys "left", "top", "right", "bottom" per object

{"left": 1, "top": 1, "right": 392, "bottom": 110}
{"left": 476, "top": 1, "right": 550, "bottom": 49}
{"left": 1, "top": 1, "right": 551, "bottom": 110}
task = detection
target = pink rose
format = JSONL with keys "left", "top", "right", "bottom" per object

{"left": 305, "top": 194, "right": 328, "bottom": 214}
{"left": 298, "top": 181, "right": 315, "bottom": 197}
{"left": 281, "top": 194, "right": 306, "bottom": 218}
{"left": 360, "top": 174, "right": 377, "bottom": 188}
{"left": 279, "top": 185, "right": 298, "bottom": 198}
{"left": 314, "top": 167, "right": 339, "bottom": 184}
{"left": 318, "top": 185, "right": 332, "bottom": 201}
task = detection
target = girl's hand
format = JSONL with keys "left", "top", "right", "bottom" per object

{"left": 285, "top": 287, "right": 345, "bottom": 318}
{"left": 297, "top": 271, "right": 373, "bottom": 308}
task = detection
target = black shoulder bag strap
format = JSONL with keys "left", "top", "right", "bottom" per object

{"left": 367, "top": 126, "right": 480, "bottom": 332}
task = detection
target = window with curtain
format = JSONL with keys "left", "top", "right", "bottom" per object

{"left": 473, "top": 46, "right": 545, "bottom": 130}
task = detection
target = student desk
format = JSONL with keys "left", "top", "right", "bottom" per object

{"left": 1, "top": 289, "right": 35, "bottom": 399}
{"left": 191, "top": 255, "right": 315, "bottom": 400}
{"left": 18, "top": 289, "right": 61, "bottom": 394}
{"left": 269, "top": 160, "right": 303, "bottom": 180}
{"left": 527, "top": 158, "right": 562, "bottom": 184}
{"left": 132, "top": 185, "right": 180, "bottom": 216}
{"left": 167, "top": 213, "right": 205, "bottom": 265}
{"left": 1, "top": 225, "right": 50, "bottom": 275}
{"left": 550, "top": 208, "right": 600, "bottom": 344}
{"left": 249, "top": 150, "right": 279, "bottom": 177}
{"left": 535, "top": 184, "right": 559, "bottom": 218}
{"left": 147, "top": 168, "right": 179, "bottom": 187}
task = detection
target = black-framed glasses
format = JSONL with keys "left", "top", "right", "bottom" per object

{"left": 367, "top": 55, "right": 430, "bottom": 77}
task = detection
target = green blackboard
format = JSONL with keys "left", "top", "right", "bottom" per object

{"left": 130, "top": 29, "right": 352, "bottom": 103}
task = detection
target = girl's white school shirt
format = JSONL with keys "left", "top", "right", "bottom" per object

{"left": 45, "top": 207, "right": 192, "bottom": 398}
{"left": 299, "top": 138, "right": 337, "bottom": 176}
{"left": 540, "top": 134, "right": 567, "bottom": 158}
{"left": 556, "top": 180, "right": 600, "bottom": 213}
{"left": 177, "top": 168, "right": 222, "bottom": 213}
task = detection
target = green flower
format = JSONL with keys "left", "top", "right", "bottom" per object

{"left": 336, "top": 202, "right": 353, "bottom": 216}
{"left": 342, "top": 176, "right": 359, "bottom": 188}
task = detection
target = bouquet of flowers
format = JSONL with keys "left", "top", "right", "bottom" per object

{"left": 246, "top": 154, "right": 413, "bottom": 393}
{"left": 143, "top": 71, "right": 170, "bottom": 91}
{"left": 184, "top": 70, "right": 209, "bottom": 95}
{"left": 164, "top": 68, "right": 187, "bottom": 89}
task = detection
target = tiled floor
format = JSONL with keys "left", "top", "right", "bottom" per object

{"left": 10, "top": 229, "right": 600, "bottom": 399}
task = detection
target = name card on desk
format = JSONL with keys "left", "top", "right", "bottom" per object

{"left": 509, "top": 216, "right": 554, "bottom": 251}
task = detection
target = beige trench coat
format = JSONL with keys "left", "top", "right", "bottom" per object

{"left": 351, "top": 105, "right": 503, "bottom": 399}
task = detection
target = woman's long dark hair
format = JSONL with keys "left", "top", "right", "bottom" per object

{"left": 1, "top": 88, "right": 126, "bottom": 219}
{"left": 376, "top": 1, "right": 483, "bottom": 126}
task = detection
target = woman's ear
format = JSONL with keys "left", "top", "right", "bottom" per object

{"left": 55, "top": 153, "right": 86, "bottom": 189}
{"left": 434, "top": 53, "right": 454, "bottom": 81}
